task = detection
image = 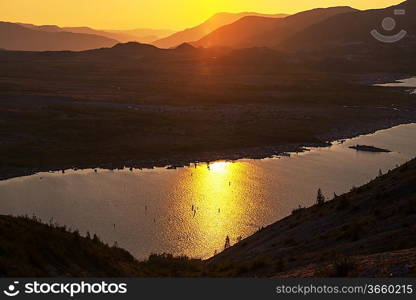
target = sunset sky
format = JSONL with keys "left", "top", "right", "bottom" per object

{"left": 0, "top": 0, "right": 403, "bottom": 30}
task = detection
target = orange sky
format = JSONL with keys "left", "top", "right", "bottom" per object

{"left": 0, "top": 0, "right": 403, "bottom": 30}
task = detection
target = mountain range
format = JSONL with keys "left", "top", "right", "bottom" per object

{"left": 192, "top": 7, "right": 357, "bottom": 48}
{"left": 0, "top": 0, "right": 413, "bottom": 54}
{"left": 0, "top": 22, "right": 118, "bottom": 51}
{"left": 283, "top": 0, "right": 415, "bottom": 51}
{"left": 99, "top": 0, "right": 414, "bottom": 75}
{"left": 206, "top": 0, "right": 414, "bottom": 53}
{"left": 0, "top": 12, "right": 286, "bottom": 51}
{"left": 152, "top": 12, "right": 288, "bottom": 48}
{"left": 0, "top": 22, "right": 174, "bottom": 51}
{"left": 17, "top": 23, "right": 174, "bottom": 43}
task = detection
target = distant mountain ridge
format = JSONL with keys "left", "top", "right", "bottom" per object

{"left": 283, "top": 0, "right": 416, "bottom": 51}
{"left": 0, "top": 22, "right": 118, "bottom": 51}
{"left": 2, "top": 0, "right": 413, "bottom": 53}
{"left": 17, "top": 23, "right": 174, "bottom": 44}
{"left": 193, "top": 6, "right": 356, "bottom": 49}
{"left": 152, "top": 12, "right": 288, "bottom": 48}
{"left": 104, "top": 28, "right": 175, "bottom": 43}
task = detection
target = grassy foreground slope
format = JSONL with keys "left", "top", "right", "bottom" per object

{"left": 211, "top": 157, "right": 416, "bottom": 277}
{"left": 0, "top": 215, "right": 142, "bottom": 277}
{"left": 1, "top": 157, "right": 416, "bottom": 277}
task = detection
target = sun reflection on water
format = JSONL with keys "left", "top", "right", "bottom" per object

{"left": 170, "top": 161, "right": 259, "bottom": 258}
{"left": 208, "top": 161, "right": 229, "bottom": 173}
{"left": 2, "top": 124, "right": 416, "bottom": 260}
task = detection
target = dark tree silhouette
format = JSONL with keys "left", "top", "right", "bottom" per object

{"left": 316, "top": 188, "right": 325, "bottom": 205}
{"left": 224, "top": 235, "right": 231, "bottom": 249}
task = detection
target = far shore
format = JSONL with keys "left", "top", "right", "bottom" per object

{"left": 1, "top": 51, "right": 415, "bottom": 182}
{"left": 1, "top": 117, "right": 414, "bottom": 181}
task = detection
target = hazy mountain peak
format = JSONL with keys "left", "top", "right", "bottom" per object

{"left": 174, "top": 42, "right": 196, "bottom": 51}
{"left": 152, "top": 12, "right": 287, "bottom": 49}
{"left": 0, "top": 22, "right": 118, "bottom": 51}
{"left": 193, "top": 6, "right": 357, "bottom": 49}
{"left": 282, "top": 0, "right": 415, "bottom": 52}
{"left": 12, "top": 22, "right": 174, "bottom": 45}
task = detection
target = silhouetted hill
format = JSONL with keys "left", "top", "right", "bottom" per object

{"left": 174, "top": 42, "right": 198, "bottom": 52}
{"left": 0, "top": 22, "right": 118, "bottom": 51}
{"left": 152, "top": 12, "right": 288, "bottom": 48}
{"left": 110, "top": 41, "right": 160, "bottom": 52}
{"left": 284, "top": 0, "right": 415, "bottom": 51}
{"left": 0, "top": 215, "right": 142, "bottom": 276}
{"left": 194, "top": 7, "right": 356, "bottom": 49}
{"left": 83, "top": 42, "right": 163, "bottom": 58}
{"left": 210, "top": 158, "right": 416, "bottom": 277}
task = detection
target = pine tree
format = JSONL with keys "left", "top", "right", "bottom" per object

{"left": 224, "top": 235, "right": 231, "bottom": 249}
{"left": 316, "top": 188, "right": 325, "bottom": 205}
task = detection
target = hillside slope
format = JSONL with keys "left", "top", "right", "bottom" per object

{"left": 211, "top": 157, "right": 416, "bottom": 277}
{"left": 284, "top": 0, "right": 415, "bottom": 51}
{"left": 0, "top": 215, "right": 142, "bottom": 277}
{"left": 193, "top": 7, "right": 356, "bottom": 49}
{"left": 152, "top": 12, "right": 287, "bottom": 48}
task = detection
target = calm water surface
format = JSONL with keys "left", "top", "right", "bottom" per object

{"left": 1, "top": 124, "right": 416, "bottom": 259}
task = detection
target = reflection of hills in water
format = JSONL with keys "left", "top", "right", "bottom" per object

{"left": 1, "top": 123, "right": 415, "bottom": 259}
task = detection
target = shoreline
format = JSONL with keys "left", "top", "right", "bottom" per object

{"left": 2, "top": 151, "right": 415, "bottom": 276}
{"left": 2, "top": 118, "right": 415, "bottom": 182}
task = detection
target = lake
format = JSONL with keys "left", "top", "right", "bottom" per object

{"left": 1, "top": 123, "right": 416, "bottom": 259}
